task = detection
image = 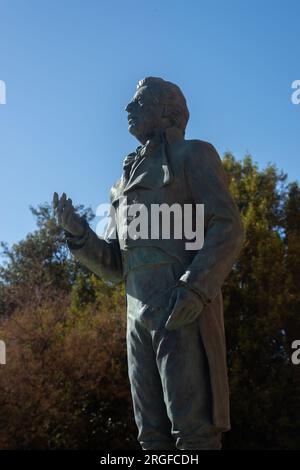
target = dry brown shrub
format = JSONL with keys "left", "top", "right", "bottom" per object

{"left": 0, "top": 288, "right": 138, "bottom": 449}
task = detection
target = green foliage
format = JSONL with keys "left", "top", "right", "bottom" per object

{"left": 0, "top": 155, "right": 299, "bottom": 449}
{"left": 222, "top": 153, "right": 300, "bottom": 449}
{"left": 0, "top": 203, "right": 94, "bottom": 316}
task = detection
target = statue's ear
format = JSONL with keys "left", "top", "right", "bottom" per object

{"left": 162, "top": 104, "right": 174, "bottom": 126}
{"left": 162, "top": 103, "right": 168, "bottom": 118}
{"left": 163, "top": 104, "right": 177, "bottom": 127}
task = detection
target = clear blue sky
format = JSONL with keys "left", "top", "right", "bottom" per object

{"left": 0, "top": 0, "right": 299, "bottom": 247}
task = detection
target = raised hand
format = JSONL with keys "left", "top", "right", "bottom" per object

{"left": 52, "top": 192, "right": 87, "bottom": 237}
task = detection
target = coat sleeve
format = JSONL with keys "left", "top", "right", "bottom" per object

{"left": 65, "top": 196, "right": 123, "bottom": 285}
{"left": 179, "top": 141, "right": 245, "bottom": 305}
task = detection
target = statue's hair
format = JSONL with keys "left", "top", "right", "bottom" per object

{"left": 137, "top": 77, "right": 189, "bottom": 135}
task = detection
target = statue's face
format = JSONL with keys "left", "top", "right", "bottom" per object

{"left": 125, "top": 86, "right": 167, "bottom": 144}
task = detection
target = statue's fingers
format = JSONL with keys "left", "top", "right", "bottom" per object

{"left": 165, "top": 313, "right": 182, "bottom": 330}
{"left": 65, "top": 198, "right": 73, "bottom": 211}
{"left": 166, "top": 306, "right": 198, "bottom": 331}
{"left": 167, "top": 289, "right": 178, "bottom": 312}
{"left": 57, "top": 209, "right": 62, "bottom": 225}
{"left": 185, "top": 308, "right": 199, "bottom": 325}
{"left": 58, "top": 192, "right": 67, "bottom": 214}
{"left": 165, "top": 300, "right": 186, "bottom": 331}
{"left": 63, "top": 199, "right": 75, "bottom": 225}
{"left": 57, "top": 194, "right": 68, "bottom": 224}
{"left": 53, "top": 192, "right": 59, "bottom": 210}
{"left": 61, "top": 192, "right": 67, "bottom": 206}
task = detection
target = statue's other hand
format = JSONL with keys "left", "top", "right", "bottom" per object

{"left": 165, "top": 285, "right": 204, "bottom": 331}
{"left": 52, "top": 192, "right": 86, "bottom": 237}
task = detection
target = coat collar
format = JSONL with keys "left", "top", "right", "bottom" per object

{"left": 111, "top": 127, "right": 183, "bottom": 204}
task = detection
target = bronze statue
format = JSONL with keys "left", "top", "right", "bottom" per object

{"left": 53, "top": 77, "right": 244, "bottom": 450}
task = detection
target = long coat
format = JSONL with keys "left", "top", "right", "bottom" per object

{"left": 66, "top": 127, "right": 245, "bottom": 431}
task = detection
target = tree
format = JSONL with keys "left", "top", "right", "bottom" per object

{"left": 0, "top": 202, "right": 134, "bottom": 449}
{"left": 0, "top": 154, "right": 299, "bottom": 449}
{"left": 0, "top": 202, "right": 93, "bottom": 316}
{"left": 222, "top": 153, "right": 300, "bottom": 449}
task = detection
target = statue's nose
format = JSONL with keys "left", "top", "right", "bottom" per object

{"left": 125, "top": 101, "right": 134, "bottom": 113}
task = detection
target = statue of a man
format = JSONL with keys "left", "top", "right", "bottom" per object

{"left": 53, "top": 77, "right": 244, "bottom": 450}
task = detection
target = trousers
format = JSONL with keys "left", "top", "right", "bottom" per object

{"left": 125, "top": 261, "right": 222, "bottom": 450}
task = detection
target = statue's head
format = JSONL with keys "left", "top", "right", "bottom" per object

{"left": 125, "top": 77, "right": 189, "bottom": 144}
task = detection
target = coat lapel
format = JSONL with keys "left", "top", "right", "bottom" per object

{"left": 123, "top": 141, "right": 173, "bottom": 194}
{"left": 110, "top": 127, "right": 183, "bottom": 205}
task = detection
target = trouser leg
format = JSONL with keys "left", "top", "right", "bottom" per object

{"left": 126, "top": 314, "right": 176, "bottom": 450}
{"left": 125, "top": 262, "right": 221, "bottom": 450}
{"left": 152, "top": 316, "right": 222, "bottom": 450}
